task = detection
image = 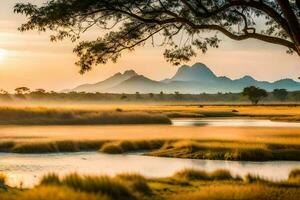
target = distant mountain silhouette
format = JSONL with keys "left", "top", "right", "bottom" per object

{"left": 66, "top": 63, "right": 300, "bottom": 94}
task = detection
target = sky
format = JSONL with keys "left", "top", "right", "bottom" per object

{"left": 0, "top": 0, "right": 299, "bottom": 92}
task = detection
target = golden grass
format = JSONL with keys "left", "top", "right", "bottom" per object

{"left": 148, "top": 140, "right": 300, "bottom": 161}
{"left": 0, "top": 106, "right": 171, "bottom": 125}
{"left": 1, "top": 169, "right": 300, "bottom": 200}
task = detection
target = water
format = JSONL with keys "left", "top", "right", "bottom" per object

{"left": 172, "top": 119, "right": 300, "bottom": 127}
{"left": 0, "top": 152, "right": 299, "bottom": 188}
{"left": 1, "top": 119, "right": 300, "bottom": 188}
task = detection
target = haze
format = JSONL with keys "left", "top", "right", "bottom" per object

{"left": 0, "top": 0, "right": 299, "bottom": 92}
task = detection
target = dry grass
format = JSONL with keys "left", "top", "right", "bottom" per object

{"left": 1, "top": 169, "right": 300, "bottom": 200}
{"left": 148, "top": 140, "right": 300, "bottom": 161}
{"left": 169, "top": 184, "right": 300, "bottom": 200}
{"left": 0, "top": 106, "right": 171, "bottom": 125}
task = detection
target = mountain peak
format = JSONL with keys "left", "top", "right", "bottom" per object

{"left": 171, "top": 63, "right": 217, "bottom": 82}
{"left": 123, "top": 70, "right": 138, "bottom": 76}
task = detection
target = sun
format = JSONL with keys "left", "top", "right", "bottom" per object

{"left": 0, "top": 49, "right": 7, "bottom": 63}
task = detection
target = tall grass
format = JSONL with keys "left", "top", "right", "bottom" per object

{"left": 0, "top": 107, "right": 171, "bottom": 125}
{"left": 1, "top": 186, "right": 109, "bottom": 200}
{"left": 99, "top": 140, "right": 165, "bottom": 154}
{"left": 148, "top": 140, "right": 300, "bottom": 161}
{"left": 40, "top": 173, "right": 136, "bottom": 200}
{"left": 173, "top": 169, "right": 238, "bottom": 181}
{"left": 170, "top": 184, "right": 300, "bottom": 200}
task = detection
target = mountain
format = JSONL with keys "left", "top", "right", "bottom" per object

{"left": 66, "top": 63, "right": 300, "bottom": 94}
{"left": 68, "top": 70, "right": 138, "bottom": 93}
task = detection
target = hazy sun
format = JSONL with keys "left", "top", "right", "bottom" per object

{"left": 0, "top": 49, "right": 7, "bottom": 63}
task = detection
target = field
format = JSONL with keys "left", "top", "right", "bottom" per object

{"left": 0, "top": 168, "right": 300, "bottom": 200}
{"left": 0, "top": 104, "right": 300, "bottom": 161}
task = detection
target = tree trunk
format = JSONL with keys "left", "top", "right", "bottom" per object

{"left": 277, "top": 0, "right": 300, "bottom": 55}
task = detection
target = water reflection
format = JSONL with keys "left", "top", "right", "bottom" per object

{"left": 172, "top": 119, "right": 300, "bottom": 127}
{"left": 0, "top": 152, "right": 299, "bottom": 187}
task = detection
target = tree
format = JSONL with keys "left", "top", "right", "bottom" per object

{"left": 14, "top": 1, "right": 300, "bottom": 73}
{"left": 0, "top": 89, "right": 8, "bottom": 95}
{"left": 15, "top": 87, "right": 30, "bottom": 95}
{"left": 242, "top": 86, "right": 268, "bottom": 104}
{"left": 273, "top": 88, "right": 288, "bottom": 101}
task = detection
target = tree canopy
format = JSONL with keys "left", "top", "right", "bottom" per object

{"left": 14, "top": 0, "right": 300, "bottom": 73}
{"left": 242, "top": 86, "right": 268, "bottom": 104}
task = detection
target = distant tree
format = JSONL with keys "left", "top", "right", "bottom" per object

{"left": 135, "top": 92, "right": 141, "bottom": 99}
{"left": 15, "top": 87, "right": 30, "bottom": 95}
{"left": 159, "top": 91, "right": 164, "bottom": 100}
{"left": 174, "top": 91, "right": 182, "bottom": 100}
{"left": 0, "top": 89, "right": 8, "bottom": 95}
{"left": 242, "top": 86, "right": 268, "bottom": 105}
{"left": 14, "top": 1, "right": 300, "bottom": 73}
{"left": 149, "top": 93, "right": 154, "bottom": 99}
{"left": 121, "top": 94, "right": 127, "bottom": 100}
{"left": 273, "top": 89, "right": 288, "bottom": 101}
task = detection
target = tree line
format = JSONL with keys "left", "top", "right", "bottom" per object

{"left": 0, "top": 86, "right": 299, "bottom": 104}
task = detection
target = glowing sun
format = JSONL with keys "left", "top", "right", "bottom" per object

{"left": 0, "top": 49, "right": 7, "bottom": 63}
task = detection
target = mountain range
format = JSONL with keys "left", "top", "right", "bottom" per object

{"left": 65, "top": 63, "right": 300, "bottom": 94}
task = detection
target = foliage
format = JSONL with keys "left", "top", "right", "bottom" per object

{"left": 242, "top": 86, "right": 268, "bottom": 104}
{"left": 273, "top": 88, "right": 288, "bottom": 101}
{"left": 14, "top": 0, "right": 300, "bottom": 73}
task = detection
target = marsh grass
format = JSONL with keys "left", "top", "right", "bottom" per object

{"left": 1, "top": 169, "right": 300, "bottom": 200}
{"left": 3, "top": 139, "right": 300, "bottom": 161}
{"left": 40, "top": 173, "right": 136, "bottom": 200}
{"left": 1, "top": 186, "right": 109, "bottom": 200}
{"left": 0, "top": 107, "right": 171, "bottom": 125}
{"left": 10, "top": 140, "right": 107, "bottom": 154}
{"left": 99, "top": 140, "right": 165, "bottom": 154}
{"left": 116, "top": 173, "right": 152, "bottom": 195}
{"left": 173, "top": 169, "right": 238, "bottom": 181}
{"left": 288, "top": 169, "right": 300, "bottom": 183}
{"left": 148, "top": 140, "right": 300, "bottom": 161}
{"left": 169, "top": 184, "right": 300, "bottom": 200}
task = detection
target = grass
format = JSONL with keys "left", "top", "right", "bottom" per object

{"left": 1, "top": 169, "right": 300, "bottom": 200}
{"left": 173, "top": 169, "right": 239, "bottom": 181}
{"left": 147, "top": 140, "right": 300, "bottom": 161}
{"left": 0, "top": 106, "right": 171, "bottom": 125}
{"left": 8, "top": 140, "right": 107, "bottom": 154}
{"left": 1, "top": 139, "right": 300, "bottom": 161}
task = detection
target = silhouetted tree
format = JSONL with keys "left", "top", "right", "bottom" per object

{"left": 14, "top": 1, "right": 300, "bottom": 73}
{"left": 242, "top": 86, "right": 268, "bottom": 105}
{"left": 273, "top": 88, "right": 288, "bottom": 101}
{"left": 135, "top": 92, "right": 142, "bottom": 99}
{"left": 15, "top": 87, "right": 30, "bottom": 95}
{"left": 0, "top": 89, "right": 8, "bottom": 95}
{"left": 149, "top": 93, "right": 154, "bottom": 98}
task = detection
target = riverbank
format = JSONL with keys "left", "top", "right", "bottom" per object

{"left": 1, "top": 139, "right": 300, "bottom": 161}
{"left": 0, "top": 168, "right": 299, "bottom": 200}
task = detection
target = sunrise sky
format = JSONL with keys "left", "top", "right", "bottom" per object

{"left": 0, "top": 0, "right": 300, "bottom": 92}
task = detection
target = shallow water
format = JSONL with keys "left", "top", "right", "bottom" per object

{"left": 0, "top": 152, "right": 299, "bottom": 188}
{"left": 172, "top": 119, "right": 300, "bottom": 127}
